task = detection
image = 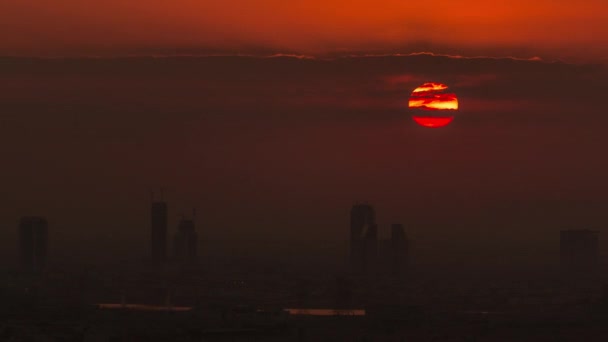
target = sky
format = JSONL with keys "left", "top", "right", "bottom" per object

{"left": 1, "top": 0, "right": 608, "bottom": 61}
{"left": 1, "top": 2, "right": 608, "bottom": 271}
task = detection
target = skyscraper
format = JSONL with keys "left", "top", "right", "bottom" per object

{"left": 173, "top": 218, "right": 198, "bottom": 262}
{"left": 350, "top": 203, "right": 376, "bottom": 271}
{"left": 390, "top": 223, "right": 409, "bottom": 276}
{"left": 364, "top": 223, "right": 379, "bottom": 271}
{"left": 349, "top": 205, "right": 412, "bottom": 276}
{"left": 151, "top": 199, "right": 168, "bottom": 262}
{"left": 19, "top": 216, "right": 48, "bottom": 273}
{"left": 560, "top": 229, "right": 599, "bottom": 274}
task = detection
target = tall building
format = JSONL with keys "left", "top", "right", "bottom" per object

{"left": 173, "top": 218, "right": 198, "bottom": 262}
{"left": 390, "top": 224, "right": 409, "bottom": 275}
{"left": 364, "top": 223, "right": 379, "bottom": 271}
{"left": 151, "top": 200, "right": 168, "bottom": 262}
{"left": 334, "top": 276, "right": 353, "bottom": 310}
{"left": 560, "top": 229, "right": 599, "bottom": 274}
{"left": 19, "top": 216, "right": 48, "bottom": 273}
{"left": 350, "top": 203, "right": 376, "bottom": 272}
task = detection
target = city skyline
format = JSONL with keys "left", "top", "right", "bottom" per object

{"left": 3, "top": 2, "right": 608, "bottom": 340}
{"left": 10, "top": 199, "right": 604, "bottom": 277}
{"left": 1, "top": 54, "right": 607, "bottom": 270}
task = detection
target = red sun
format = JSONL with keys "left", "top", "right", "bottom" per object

{"left": 408, "top": 82, "right": 458, "bottom": 128}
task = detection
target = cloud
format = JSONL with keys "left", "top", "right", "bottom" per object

{"left": 0, "top": 54, "right": 605, "bottom": 127}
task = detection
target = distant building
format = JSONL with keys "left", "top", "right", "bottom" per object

{"left": 390, "top": 224, "right": 409, "bottom": 276}
{"left": 19, "top": 216, "right": 48, "bottom": 273}
{"left": 350, "top": 203, "right": 376, "bottom": 271}
{"left": 376, "top": 224, "right": 409, "bottom": 276}
{"left": 173, "top": 218, "right": 198, "bottom": 262}
{"left": 349, "top": 204, "right": 411, "bottom": 276}
{"left": 335, "top": 276, "right": 354, "bottom": 310}
{"left": 151, "top": 200, "right": 168, "bottom": 262}
{"left": 364, "top": 224, "right": 379, "bottom": 271}
{"left": 560, "top": 229, "right": 599, "bottom": 274}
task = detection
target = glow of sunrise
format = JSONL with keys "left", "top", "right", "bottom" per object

{"left": 411, "top": 83, "right": 448, "bottom": 93}
{"left": 408, "top": 83, "right": 458, "bottom": 110}
{"left": 409, "top": 82, "right": 458, "bottom": 128}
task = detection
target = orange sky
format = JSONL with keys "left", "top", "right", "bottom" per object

{"left": 2, "top": 0, "right": 608, "bottom": 59}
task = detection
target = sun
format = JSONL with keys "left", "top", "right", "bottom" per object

{"left": 408, "top": 82, "right": 458, "bottom": 128}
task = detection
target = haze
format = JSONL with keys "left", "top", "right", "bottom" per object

{"left": 1, "top": 55, "right": 607, "bottom": 270}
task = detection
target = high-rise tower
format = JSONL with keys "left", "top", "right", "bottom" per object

{"left": 350, "top": 203, "right": 376, "bottom": 271}
{"left": 151, "top": 193, "right": 168, "bottom": 262}
{"left": 173, "top": 218, "right": 198, "bottom": 262}
{"left": 560, "top": 229, "right": 599, "bottom": 275}
{"left": 19, "top": 216, "right": 48, "bottom": 273}
{"left": 390, "top": 223, "right": 409, "bottom": 276}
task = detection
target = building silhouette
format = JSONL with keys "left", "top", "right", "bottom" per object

{"left": 335, "top": 276, "right": 354, "bottom": 310}
{"left": 19, "top": 216, "right": 48, "bottom": 273}
{"left": 389, "top": 224, "right": 409, "bottom": 276}
{"left": 364, "top": 223, "right": 379, "bottom": 271}
{"left": 173, "top": 218, "right": 198, "bottom": 262}
{"left": 151, "top": 198, "right": 168, "bottom": 262}
{"left": 350, "top": 203, "right": 376, "bottom": 272}
{"left": 560, "top": 229, "right": 599, "bottom": 274}
{"left": 350, "top": 204, "right": 410, "bottom": 276}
